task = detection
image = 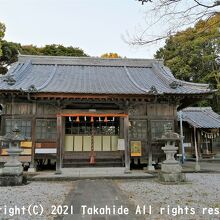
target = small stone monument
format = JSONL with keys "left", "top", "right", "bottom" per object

{"left": 0, "top": 125, "right": 26, "bottom": 186}
{"left": 158, "top": 123, "right": 186, "bottom": 183}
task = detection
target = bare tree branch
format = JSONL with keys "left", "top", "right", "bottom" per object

{"left": 193, "top": 0, "right": 220, "bottom": 8}
{"left": 130, "top": 0, "right": 220, "bottom": 45}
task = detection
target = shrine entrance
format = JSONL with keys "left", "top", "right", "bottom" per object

{"left": 64, "top": 115, "right": 120, "bottom": 152}
{"left": 57, "top": 113, "right": 129, "bottom": 168}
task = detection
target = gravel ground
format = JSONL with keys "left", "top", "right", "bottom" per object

{"left": 0, "top": 181, "right": 73, "bottom": 220}
{"left": 117, "top": 174, "right": 220, "bottom": 220}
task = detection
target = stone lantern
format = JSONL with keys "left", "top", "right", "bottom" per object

{"left": 0, "top": 125, "right": 26, "bottom": 186}
{"left": 157, "top": 124, "right": 186, "bottom": 182}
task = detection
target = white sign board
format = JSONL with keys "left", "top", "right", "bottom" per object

{"left": 117, "top": 139, "right": 125, "bottom": 151}
{"left": 35, "top": 148, "right": 57, "bottom": 154}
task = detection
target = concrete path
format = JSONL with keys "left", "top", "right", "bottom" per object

{"left": 182, "top": 161, "right": 220, "bottom": 172}
{"left": 29, "top": 161, "right": 220, "bottom": 182}
{"left": 56, "top": 179, "right": 145, "bottom": 220}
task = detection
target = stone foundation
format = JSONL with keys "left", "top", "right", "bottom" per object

{"left": 158, "top": 172, "right": 186, "bottom": 183}
{"left": 0, "top": 174, "right": 24, "bottom": 186}
{"left": 161, "top": 163, "right": 182, "bottom": 173}
{"left": 2, "top": 165, "right": 23, "bottom": 176}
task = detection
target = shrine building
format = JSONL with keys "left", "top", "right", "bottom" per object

{"left": 0, "top": 55, "right": 214, "bottom": 171}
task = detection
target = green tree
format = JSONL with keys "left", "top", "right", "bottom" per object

{"left": 39, "top": 44, "right": 88, "bottom": 57}
{"left": 0, "top": 36, "right": 89, "bottom": 74}
{"left": 20, "top": 44, "right": 88, "bottom": 57}
{"left": 20, "top": 45, "right": 42, "bottom": 55}
{"left": 0, "top": 22, "right": 6, "bottom": 56}
{"left": 0, "top": 41, "right": 20, "bottom": 74}
{"left": 155, "top": 14, "right": 220, "bottom": 112}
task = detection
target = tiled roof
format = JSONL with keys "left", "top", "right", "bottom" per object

{"left": 0, "top": 55, "right": 213, "bottom": 95}
{"left": 178, "top": 107, "right": 220, "bottom": 128}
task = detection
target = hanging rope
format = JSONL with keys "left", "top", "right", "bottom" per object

{"left": 201, "top": 129, "right": 220, "bottom": 139}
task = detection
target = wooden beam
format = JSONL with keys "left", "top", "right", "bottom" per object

{"left": 58, "top": 113, "right": 128, "bottom": 117}
{"left": 31, "top": 92, "right": 153, "bottom": 100}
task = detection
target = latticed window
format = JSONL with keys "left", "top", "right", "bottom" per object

{"left": 129, "top": 120, "right": 147, "bottom": 140}
{"left": 151, "top": 120, "right": 174, "bottom": 139}
{"left": 36, "top": 119, "right": 57, "bottom": 140}
{"left": 5, "top": 118, "right": 32, "bottom": 138}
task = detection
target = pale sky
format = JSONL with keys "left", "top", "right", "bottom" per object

{"left": 0, "top": 0, "right": 165, "bottom": 58}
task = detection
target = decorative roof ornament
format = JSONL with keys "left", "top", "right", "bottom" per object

{"left": 149, "top": 86, "right": 158, "bottom": 95}
{"left": 27, "top": 84, "right": 38, "bottom": 93}
{"left": 169, "top": 81, "right": 183, "bottom": 89}
{"left": 3, "top": 75, "right": 16, "bottom": 86}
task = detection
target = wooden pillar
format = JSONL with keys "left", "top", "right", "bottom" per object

{"left": 30, "top": 116, "right": 36, "bottom": 169}
{"left": 194, "top": 127, "right": 199, "bottom": 160}
{"left": 61, "top": 116, "right": 65, "bottom": 162}
{"left": 210, "top": 138, "right": 213, "bottom": 153}
{"left": 28, "top": 101, "right": 37, "bottom": 171}
{"left": 179, "top": 111, "right": 185, "bottom": 162}
{"left": 119, "top": 118, "right": 124, "bottom": 138}
{"left": 205, "top": 136, "right": 209, "bottom": 154}
{"left": 55, "top": 115, "right": 62, "bottom": 174}
{"left": 190, "top": 127, "right": 194, "bottom": 156}
{"left": 124, "top": 116, "right": 131, "bottom": 173}
{"left": 194, "top": 126, "right": 200, "bottom": 171}
{"left": 197, "top": 129, "right": 201, "bottom": 157}
{"left": 119, "top": 117, "right": 125, "bottom": 165}
{"left": 146, "top": 118, "right": 154, "bottom": 170}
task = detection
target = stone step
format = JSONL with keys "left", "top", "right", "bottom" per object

{"left": 63, "top": 162, "right": 123, "bottom": 168}
{"left": 63, "top": 155, "right": 124, "bottom": 168}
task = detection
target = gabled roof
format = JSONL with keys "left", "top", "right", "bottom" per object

{"left": 0, "top": 55, "right": 213, "bottom": 96}
{"left": 178, "top": 107, "right": 220, "bottom": 128}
